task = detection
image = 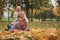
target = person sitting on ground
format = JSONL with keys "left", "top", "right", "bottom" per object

{"left": 13, "top": 6, "right": 21, "bottom": 19}
{"left": 9, "top": 11, "right": 29, "bottom": 31}
{"left": 6, "top": 6, "right": 21, "bottom": 31}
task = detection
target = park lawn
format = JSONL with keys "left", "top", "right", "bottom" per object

{"left": 29, "top": 21, "right": 60, "bottom": 29}
{"left": 0, "top": 21, "right": 60, "bottom": 31}
{"left": 0, "top": 18, "right": 14, "bottom": 21}
{"left": 0, "top": 18, "right": 60, "bottom": 31}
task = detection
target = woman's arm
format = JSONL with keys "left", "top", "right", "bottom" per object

{"left": 13, "top": 12, "right": 18, "bottom": 18}
{"left": 25, "top": 18, "right": 29, "bottom": 24}
{"left": 9, "top": 20, "right": 19, "bottom": 31}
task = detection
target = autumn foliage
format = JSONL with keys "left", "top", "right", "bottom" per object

{"left": 0, "top": 28, "right": 60, "bottom": 40}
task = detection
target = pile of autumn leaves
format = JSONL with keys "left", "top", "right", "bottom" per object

{"left": 0, "top": 28, "right": 60, "bottom": 40}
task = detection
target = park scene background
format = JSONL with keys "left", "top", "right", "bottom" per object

{"left": 0, "top": 0, "right": 60, "bottom": 40}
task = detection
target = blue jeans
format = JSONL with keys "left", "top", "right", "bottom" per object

{"left": 7, "top": 24, "right": 11, "bottom": 30}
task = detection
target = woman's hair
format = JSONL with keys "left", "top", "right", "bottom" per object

{"left": 17, "top": 11, "right": 29, "bottom": 23}
{"left": 18, "top": 11, "right": 26, "bottom": 18}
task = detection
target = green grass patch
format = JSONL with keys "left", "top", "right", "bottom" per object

{"left": 0, "top": 18, "right": 60, "bottom": 31}
{"left": 0, "top": 18, "right": 14, "bottom": 21}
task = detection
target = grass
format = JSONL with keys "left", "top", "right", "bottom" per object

{"left": 29, "top": 21, "right": 60, "bottom": 29}
{"left": 0, "top": 17, "right": 14, "bottom": 21}
{"left": 0, "top": 21, "right": 60, "bottom": 31}
{"left": 0, "top": 18, "right": 60, "bottom": 31}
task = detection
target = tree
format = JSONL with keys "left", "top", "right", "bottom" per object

{"left": 55, "top": 0, "right": 60, "bottom": 21}
{"left": 30, "top": 0, "right": 51, "bottom": 21}
{"left": 9, "top": 0, "right": 52, "bottom": 21}
{"left": 0, "top": 0, "right": 6, "bottom": 19}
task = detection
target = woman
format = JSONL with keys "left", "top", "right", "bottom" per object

{"left": 9, "top": 11, "right": 29, "bottom": 31}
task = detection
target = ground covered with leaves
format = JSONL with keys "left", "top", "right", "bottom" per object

{"left": 0, "top": 28, "right": 60, "bottom": 40}
{"left": 0, "top": 21, "right": 60, "bottom": 40}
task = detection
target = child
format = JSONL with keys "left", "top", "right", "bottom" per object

{"left": 13, "top": 6, "right": 21, "bottom": 19}
{"left": 9, "top": 11, "right": 29, "bottom": 31}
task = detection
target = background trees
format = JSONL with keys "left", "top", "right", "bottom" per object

{"left": 0, "top": 0, "right": 6, "bottom": 19}
{"left": 0, "top": 0, "right": 60, "bottom": 21}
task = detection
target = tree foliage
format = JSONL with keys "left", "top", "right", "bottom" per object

{"left": 0, "top": 0, "right": 6, "bottom": 19}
